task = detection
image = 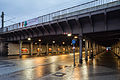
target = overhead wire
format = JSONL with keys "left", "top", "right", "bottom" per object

{"left": 17, "top": 0, "right": 83, "bottom": 19}
{"left": 4, "top": 0, "right": 89, "bottom": 26}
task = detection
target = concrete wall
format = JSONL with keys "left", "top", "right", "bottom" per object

{"left": 0, "top": 38, "right": 8, "bottom": 56}
{"left": 8, "top": 42, "right": 74, "bottom": 55}
{"left": 8, "top": 43, "right": 19, "bottom": 55}
{"left": 112, "top": 42, "right": 120, "bottom": 57}
{"left": 8, "top": 42, "right": 106, "bottom": 56}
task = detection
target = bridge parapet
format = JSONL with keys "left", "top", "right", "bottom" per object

{"left": 1, "top": 0, "right": 120, "bottom": 33}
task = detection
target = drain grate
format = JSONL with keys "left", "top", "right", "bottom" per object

{"left": 53, "top": 72, "right": 66, "bottom": 77}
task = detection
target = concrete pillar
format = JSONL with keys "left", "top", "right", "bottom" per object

{"left": 68, "top": 46, "right": 70, "bottom": 53}
{"left": 52, "top": 44, "right": 54, "bottom": 54}
{"left": 99, "top": 45, "right": 101, "bottom": 52}
{"left": 0, "top": 42, "right": 3, "bottom": 56}
{"left": 89, "top": 41, "right": 91, "bottom": 59}
{"left": 37, "top": 43, "right": 39, "bottom": 55}
{"left": 93, "top": 42, "right": 96, "bottom": 56}
{"left": 0, "top": 38, "right": 8, "bottom": 56}
{"left": 19, "top": 41, "right": 22, "bottom": 57}
{"left": 115, "top": 45, "right": 116, "bottom": 53}
{"left": 101, "top": 46, "right": 102, "bottom": 51}
{"left": 30, "top": 42, "right": 33, "bottom": 56}
{"left": 117, "top": 45, "right": 118, "bottom": 54}
{"left": 97, "top": 44, "right": 99, "bottom": 53}
{"left": 90, "top": 41, "right": 94, "bottom": 59}
{"left": 39, "top": 43, "right": 41, "bottom": 55}
{"left": 46, "top": 43, "right": 49, "bottom": 55}
{"left": 96, "top": 44, "right": 99, "bottom": 54}
{"left": 85, "top": 39, "right": 88, "bottom": 60}
{"left": 114, "top": 46, "right": 115, "bottom": 53}
{"left": 57, "top": 45, "right": 59, "bottom": 54}
{"left": 79, "top": 36, "right": 83, "bottom": 63}
{"left": 118, "top": 42, "right": 120, "bottom": 55}
{"left": 98, "top": 45, "right": 100, "bottom": 53}
{"left": 113, "top": 46, "right": 115, "bottom": 53}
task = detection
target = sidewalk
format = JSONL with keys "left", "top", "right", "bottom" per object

{"left": 38, "top": 62, "right": 120, "bottom": 80}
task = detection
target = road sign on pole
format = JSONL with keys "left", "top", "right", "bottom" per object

{"left": 72, "top": 39, "right": 76, "bottom": 45}
{"left": 72, "top": 39, "right": 76, "bottom": 67}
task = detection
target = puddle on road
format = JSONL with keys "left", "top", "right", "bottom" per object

{"left": 0, "top": 64, "right": 68, "bottom": 80}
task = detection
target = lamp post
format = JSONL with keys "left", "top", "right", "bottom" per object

{"left": 72, "top": 39, "right": 76, "bottom": 67}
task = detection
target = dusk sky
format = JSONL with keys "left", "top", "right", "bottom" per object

{"left": 0, "top": 0, "right": 91, "bottom": 26}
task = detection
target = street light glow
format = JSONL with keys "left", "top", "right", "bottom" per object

{"left": 74, "top": 36, "right": 78, "bottom": 39}
{"left": 83, "top": 39, "right": 85, "bottom": 41}
{"left": 35, "top": 43, "right": 37, "bottom": 45}
{"left": 39, "top": 39, "right": 41, "bottom": 42}
{"left": 28, "top": 38, "right": 31, "bottom": 41}
{"left": 67, "top": 33, "right": 72, "bottom": 37}
{"left": 53, "top": 41, "right": 55, "bottom": 43}
{"left": 63, "top": 42, "right": 65, "bottom": 44}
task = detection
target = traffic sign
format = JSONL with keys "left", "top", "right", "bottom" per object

{"left": 72, "top": 40, "right": 76, "bottom": 45}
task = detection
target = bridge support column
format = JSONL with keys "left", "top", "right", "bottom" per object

{"left": 0, "top": 38, "right": 8, "bottom": 56}
{"left": 90, "top": 41, "right": 94, "bottom": 59}
{"left": 93, "top": 42, "right": 96, "bottom": 57}
{"left": 100, "top": 45, "right": 102, "bottom": 52}
{"left": 79, "top": 36, "right": 83, "bottom": 63}
{"left": 89, "top": 41, "right": 91, "bottom": 59}
{"left": 30, "top": 42, "right": 33, "bottom": 56}
{"left": 52, "top": 44, "right": 54, "bottom": 54}
{"left": 39, "top": 43, "right": 41, "bottom": 55}
{"left": 46, "top": 43, "right": 49, "bottom": 55}
{"left": 96, "top": 44, "right": 99, "bottom": 54}
{"left": 116, "top": 45, "right": 117, "bottom": 54}
{"left": 56, "top": 45, "right": 59, "bottom": 54}
{"left": 95, "top": 44, "right": 97, "bottom": 55}
{"left": 115, "top": 45, "right": 116, "bottom": 53}
{"left": 118, "top": 43, "right": 120, "bottom": 55}
{"left": 67, "top": 46, "right": 69, "bottom": 53}
{"left": 85, "top": 39, "right": 88, "bottom": 61}
{"left": 19, "top": 41, "right": 22, "bottom": 57}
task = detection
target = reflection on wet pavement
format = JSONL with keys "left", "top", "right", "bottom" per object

{"left": 0, "top": 51, "right": 119, "bottom": 80}
{"left": 40, "top": 51, "right": 120, "bottom": 80}
{"left": 0, "top": 54, "right": 77, "bottom": 80}
{"left": 94, "top": 51, "right": 120, "bottom": 70}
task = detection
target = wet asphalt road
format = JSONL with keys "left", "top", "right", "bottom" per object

{"left": 0, "top": 51, "right": 119, "bottom": 80}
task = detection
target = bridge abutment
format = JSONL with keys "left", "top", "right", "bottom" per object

{"left": 112, "top": 42, "right": 120, "bottom": 58}
{"left": 0, "top": 37, "right": 8, "bottom": 56}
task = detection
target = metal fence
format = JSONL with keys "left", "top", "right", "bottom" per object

{"left": 2, "top": 0, "right": 120, "bottom": 32}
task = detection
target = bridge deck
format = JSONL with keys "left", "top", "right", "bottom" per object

{"left": 2, "top": 0, "right": 120, "bottom": 33}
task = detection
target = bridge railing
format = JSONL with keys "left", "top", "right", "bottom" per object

{"left": 2, "top": 0, "right": 120, "bottom": 33}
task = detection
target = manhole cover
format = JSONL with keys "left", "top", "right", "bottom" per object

{"left": 53, "top": 72, "right": 66, "bottom": 77}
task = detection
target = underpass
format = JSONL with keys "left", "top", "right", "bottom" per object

{"left": 0, "top": 0, "right": 120, "bottom": 79}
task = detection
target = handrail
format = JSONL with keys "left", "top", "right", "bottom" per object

{"left": 2, "top": 0, "right": 120, "bottom": 32}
